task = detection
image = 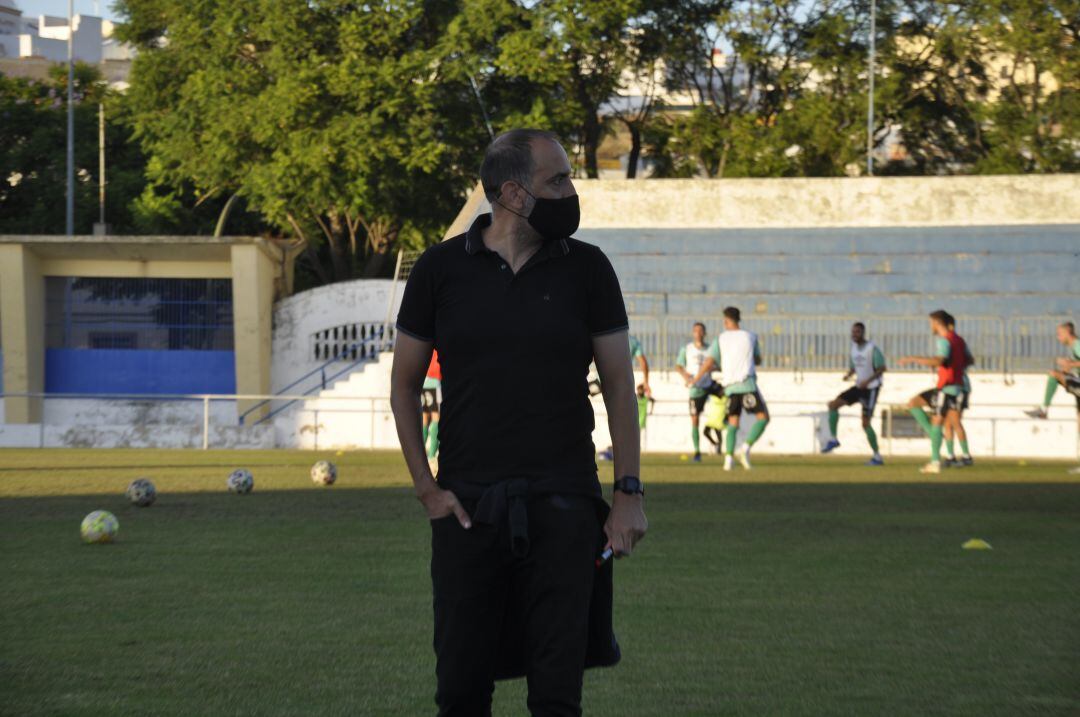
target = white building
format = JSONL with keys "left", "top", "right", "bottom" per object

{"left": 0, "top": 1, "right": 133, "bottom": 66}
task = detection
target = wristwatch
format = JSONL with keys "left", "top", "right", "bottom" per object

{"left": 614, "top": 475, "right": 644, "bottom": 496}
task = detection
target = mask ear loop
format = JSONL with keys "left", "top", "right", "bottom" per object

{"left": 493, "top": 183, "right": 533, "bottom": 220}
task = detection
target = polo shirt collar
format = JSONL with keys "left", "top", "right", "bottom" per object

{"left": 464, "top": 213, "right": 571, "bottom": 258}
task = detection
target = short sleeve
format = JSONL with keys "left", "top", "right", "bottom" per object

{"left": 935, "top": 338, "right": 950, "bottom": 359}
{"left": 1072, "top": 339, "right": 1080, "bottom": 360}
{"left": 676, "top": 346, "right": 687, "bottom": 368}
{"left": 753, "top": 336, "right": 762, "bottom": 362}
{"left": 586, "top": 247, "right": 628, "bottom": 336}
{"left": 629, "top": 337, "right": 643, "bottom": 359}
{"left": 395, "top": 249, "right": 437, "bottom": 342}
{"left": 708, "top": 339, "right": 721, "bottom": 364}
{"left": 873, "top": 347, "right": 886, "bottom": 369}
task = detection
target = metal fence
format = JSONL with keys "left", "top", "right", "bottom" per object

{"left": 44, "top": 277, "right": 234, "bottom": 351}
{"left": 631, "top": 314, "right": 1071, "bottom": 376}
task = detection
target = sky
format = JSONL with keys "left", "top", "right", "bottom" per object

{"left": 15, "top": 0, "right": 124, "bottom": 24}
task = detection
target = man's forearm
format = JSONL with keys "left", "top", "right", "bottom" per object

{"left": 390, "top": 387, "right": 436, "bottom": 495}
{"left": 602, "top": 381, "right": 641, "bottom": 481}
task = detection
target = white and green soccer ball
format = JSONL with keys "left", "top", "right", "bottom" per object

{"left": 126, "top": 478, "right": 157, "bottom": 507}
{"left": 311, "top": 460, "right": 337, "bottom": 486}
{"left": 227, "top": 468, "right": 254, "bottom": 494}
{"left": 81, "top": 510, "right": 119, "bottom": 544}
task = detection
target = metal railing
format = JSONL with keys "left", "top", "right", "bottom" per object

{"left": 630, "top": 314, "right": 1072, "bottom": 377}
{"left": 238, "top": 334, "right": 385, "bottom": 426}
{"left": 2, "top": 391, "right": 1074, "bottom": 459}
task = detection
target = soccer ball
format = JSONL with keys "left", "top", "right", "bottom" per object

{"left": 311, "top": 460, "right": 337, "bottom": 486}
{"left": 126, "top": 478, "right": 157, "bottom": 507}
{"left": 81, "top": 510, "right": 119, "bottom": 544}
{"left": 227, "top": 469, "right": 254, "bottom": 494}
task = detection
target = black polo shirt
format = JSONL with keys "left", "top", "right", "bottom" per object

{"left": 396, "top": 213, "right": 628, "bottom": 485}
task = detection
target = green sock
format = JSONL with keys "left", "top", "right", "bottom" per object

{"left": 930, "top": 425, "right": 943, "bottom": 463}
{"left": 864, "top": 425, "right": 879, "bottom": 454}
{"left": 945, "top": 438, "right": 955, "bottom": 459}
{"left": 1043, "top": 377, "right": 1058, "bottom": 408}
{"left": 746, "top": 418, "right": 769, "bottom": 446}
{"left": 960, "top": 438, "right": 970, "bottom": 457}
{"left": 828, "top": 410, "right": 839, "bottom": 438}
{"left": 422, "top": 424, "right": 429, "bottom": 444}
{"left": 691, "top": 426, "right": 700, "bottom": 454}
{"left": 725, "top": 425, "right": 738, "bottom": 455}
{"left": 426, "top": 421, "right": 439, "bottom": 458}
{"left": 910, "top": 407, "right": 933, "bottom": 436}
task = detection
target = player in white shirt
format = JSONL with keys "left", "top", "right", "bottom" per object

{"left": 822, "top": 322, "right": 887, "bottom": 465}
{"left": 691, "top": 307, "right": 769, "bottom": 471}
{"left": 675, "top": 322, "right": 724, "bottom": 462}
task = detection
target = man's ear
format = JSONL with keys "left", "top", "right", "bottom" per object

{"left": 500, "top": 180, "right": 529, "bottom": 212}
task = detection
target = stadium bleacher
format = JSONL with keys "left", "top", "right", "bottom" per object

{"left": 579, "top": 224, "right": 1078, "bottom": 317}
{"left": 578, "top": 223, "right": 1078, "bottom": 373}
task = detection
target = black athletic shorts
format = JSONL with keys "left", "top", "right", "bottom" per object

{"left": 1065, "top": 375, "right": 1080, "bottom": 410}
{"left": 421, "top": 388, "right": 439, "bottom": 411}
{"left": 835, "top": 386, "right": 881, "bottom": 419}
{"left": 688, "top": 381, "right": 724, "bottom": 416}
{"left": 726, "top": 390, "right": 767, "bottom": 419}
{"left": 919, "top": 388, "right": 965, "bottom": 417}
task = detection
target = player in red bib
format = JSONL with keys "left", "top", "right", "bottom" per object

{"left": 421, "top": 351, "right": 442, "bottom": 460}
{"left": 899, "top": 310, "right": 970, "bottom": 474}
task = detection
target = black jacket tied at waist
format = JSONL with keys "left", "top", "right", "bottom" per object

{"left": 437, "top": 474, "right": 622, "bottom": 679}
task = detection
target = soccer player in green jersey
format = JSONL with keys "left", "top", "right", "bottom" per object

{"left": 675, "top": 322, "right": 724, "bottom": 462}
{"left": 599, "top": 337, "right": 652, "bottom": 461}
{"left": 822, "top": 321, "right": 887, "bottom": 465}
{"left": 690, "top": 307, "right": 769, "bottom": 472}
{"left": 702, "top": 394, "right": 728, "bottom": 454}
{"left": 636, "top": 383, "right": 655, "bottom": 431}
{"left": 1026, "top": 321, "right": 1080, "bottom": 474}
{"left": 629, "top": 335, "right": 652, "bottom": 397}
{"left": 942, "top": 316, "right": 975, "bottom": 467}
{"left": 1027, "top": 322, "right": 1080, "bottom": 419}
{"left": 899, "top": 311, "right": 970, "bottom": 475}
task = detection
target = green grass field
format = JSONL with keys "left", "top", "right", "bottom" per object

{"left": 2, "top": 449, "right": 1078, "bottom": 716}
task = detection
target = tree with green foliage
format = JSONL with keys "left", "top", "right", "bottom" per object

{"left": 115, "top": 0, "right": 492, "bottom": 283}
{"left": 882, "top": 0, "right": 1078, "bottom": 174}
{"left": 643, "top": 0, "right": 864, "bottom": 178}
{"left": 0, "top": 63, "right": 266, "bottom": 236}
{"left": 479, "top": 0, "right": 646, "bottom": 177}
{"left": 1, "top": 64, "right": 112, "bottom": 234}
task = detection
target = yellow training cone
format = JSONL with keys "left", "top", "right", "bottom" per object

{"left": 962, "top": 538, "right": 992, "bottom": 550}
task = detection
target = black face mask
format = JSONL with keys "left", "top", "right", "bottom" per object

{"left": 498, "top": 188, "right": 580, "bottom": 241}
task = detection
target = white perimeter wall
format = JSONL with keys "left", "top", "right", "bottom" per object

{"left": 272, "top": 362, "right": 1078, "bottom": 461}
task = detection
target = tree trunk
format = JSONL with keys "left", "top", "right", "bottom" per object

{"left": 327, "top": 213, "right": 350, "bottom": 282}
{"left": 360, "top": 220, "right": 398, "bottom": 279}
{"left": 626, "top": 121, "right": 641, "bottom": 179}
{"left": 583, "top": 109, "right": 601, "bottom": 178}
{"left": 717, "top": 138, "right": 731, "bottom": 179}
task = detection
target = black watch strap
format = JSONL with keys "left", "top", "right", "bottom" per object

{"left": 614, "top": 475, "right": 644, "bottom": 496}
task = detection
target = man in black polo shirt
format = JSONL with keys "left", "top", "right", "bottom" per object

{"left": 390, "top": 129, "right": 647, "bottom": 717}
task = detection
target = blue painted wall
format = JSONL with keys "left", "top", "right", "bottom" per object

{"left": 45, "top": 349, "right": 236, "bottom": 394}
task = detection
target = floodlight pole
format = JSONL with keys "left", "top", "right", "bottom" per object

{"left": 866, "top": 0, "right": 876, "bottom": 176}
{"left": 99, "top": 102, "right": 106, "bottom": 227}
{"left": 66, "top": 0, "right": 75, "bottom": 235}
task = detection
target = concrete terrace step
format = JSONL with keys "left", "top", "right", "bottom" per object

{"left": 614, "top": 272, "right": 1076, "bottom": 294}
{"left": 607, "top": 253, "right": 1078, "bottom": 276}
{"left": 578, "top": 224, "right": 1080, "bottom": 255}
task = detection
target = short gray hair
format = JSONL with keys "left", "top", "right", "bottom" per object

{"left": 480, "top": 129, "right": 560, "bottom": 202}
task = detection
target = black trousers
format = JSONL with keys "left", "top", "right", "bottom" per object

{"left": 431, "top": 494, "right": 602, "bottom": 717}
